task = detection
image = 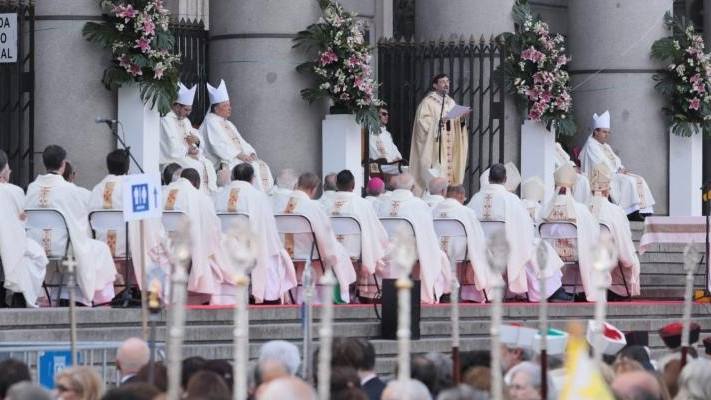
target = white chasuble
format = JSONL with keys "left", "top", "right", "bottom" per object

{"left": 0, "top": 183, "right": 48, "bottom": 306}
{"left": 214, "top": 180, "right": 297, "bottom": 302}
{"left": 26, "top": 174, "right": 117, "bottom": 304}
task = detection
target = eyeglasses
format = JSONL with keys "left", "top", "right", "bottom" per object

{"left": 380, "top": 112, "right": 389, "bottom": 116}
{"left": 56, "top": 384, "right": 73, "bottom": 393}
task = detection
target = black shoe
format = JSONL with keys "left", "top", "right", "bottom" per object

{"left": 258, "top": 299, "right": 282, "bottom": 305}
{"left": 58, "top": 299, "right": 86, "bottom": 307}
{"left": 573, "top": 292, "right": 588, "bottom": 302}
{"left": 439, "top": 294, "right": 452, "bottom": 303}
{"left": 627, "top": 211, "right": 644, "bottom": 222}
{"left": 9, "top": 293, "right": 26, "bottom": 308}
{"left": 548, "top": 287, "right": 574, "bottom": 302}
{"left": 607, "top": 290, "right": 629, "bottom": 302}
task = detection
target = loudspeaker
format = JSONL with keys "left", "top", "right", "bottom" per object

{"left": 381, "top": 278, "right": 421, "bottom": 340}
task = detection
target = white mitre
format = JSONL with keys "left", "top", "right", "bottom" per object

{"left": 592, "top": 110, "right": 611, "bottom": 130}
{"left": 176, "top": 82, "right": 197, "bottom": 106}
{"left": 522, "top": 176, "right": 545, "bottom": 203}
{"left": 207, "top": 79, "right": 229, "bottom": 104}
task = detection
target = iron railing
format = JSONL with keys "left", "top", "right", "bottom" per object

{"left": 170, "top": 18, "right": 209, "bottom": 127}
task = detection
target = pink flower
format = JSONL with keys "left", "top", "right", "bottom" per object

{"left": 135, "top": 37, "right": 152, "bottom": 53}
{"left": 539, "top": 91, "right": 552, "bottom": 103}
{"left": 319, "top": 49, "right": 338, "bottom": 66}
{"left": 521, "top": 47, "right": 546, "bottom": 64}
{"left": 690, "top": 73, "right": 701, "bottom": 84}
{"left": 117, "top": 54, "right": 131, "bottom": 69}
{"left": 689, "top": 97, "right": 701, "bottom": 110}
{"left": 153, "top": 62, "right": 165, "bottom": 79}
{"left": 527, "top": 109, "right": 542, "bottom": 121}
{"left": 128, "top": 63, "right": 143, "bottom": 77}
{"left": 143, "top": 18, "right": 156, "bottom": 36}
{"left": 115, "top": 4, "right": 138, "bottom": 20}
{"left": 556, "top": 55, "right": 568, "bottom": 67}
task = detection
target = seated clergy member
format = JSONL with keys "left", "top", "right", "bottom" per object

{"left": 0, "top": 150, "right": 48, "bottom": 306}
{"left": 160, "top": 82, "right": 197, "bottom": 166}
{"left": 272, "top": 172, "right": 356, "bottom": 303}
{"left": 553, "top": 142, "right": 592, "bottom": 205}
{"left": 178, "top": 134, "right": 222, "bottom": 196}
{"left": 25, "top": 145, "right": 117, "bottom": 305}
{"left": 541, "top": 165, "right": 603, "bottom": 301}
{"left": 270, "top": 168, "right": 298, "bottom": 201}
{"left": 579, "top": 111, "right": 655, "bottom": 218}
{"left": 163, "top": 168, "right": 235, "bottom": 305}
{"left": 200, "top": 79, "right": 274, "bottom": 192}
{"left": 423, "top": 177, "right": 448, "bottom": 208}
{"left": 214, "top": 163, "right": 297, "bottom": 303}
{"left": 521, "top": 176, "right": 545, "bottom": 220}
{"left": 432, "top": 184, "right": 497, "bottom": 302}
{"left": 320, "top": 170, "right": 389, "bottom": 301}
{"left": 374, "top": 173, "right": 451, "bottom": 304}
{"left": 369, "top": 106, "right": 405, "bottom": 174}
{"left": 588, "top": 163, "right": 641, "bottom": 298}
{"left": 89, "top": 150, "right": 169, "bottom": 292}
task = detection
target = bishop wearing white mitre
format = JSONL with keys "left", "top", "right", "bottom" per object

{"left": 271, "top": 172, "right": 356, "bottom": 303}
{"left": 588, "top": 163, "right": 641, "bottom": 297}
{"left": 579, "top": 111, "right": 655, "bottom": 216}
{"left": 200, "top": 79, "right": 274, "bottom": 192}
{"left": 319, "top": 170, "right": 389, "bottom": 300}
{"left": 541, "top": 165, "right": 604, "bottom": 301}
{"left": 160, "top": 82, "right": 221, "bottom": 195}
{"left": 163, "top": 168, "right": 235, "bottom": 305}
{"left": 0, "top": 150, "right": 48, "bottom": 306}
{"left": 26, "top": 145, "right": 117, "bottom": 305}
{"left": 214, "top": 163, "right": 297, "bottom": 303}
{"left": 374, "top": 173, "right": 451, "bottom": 304}
{"left": 553, "top": 142, "right": 592, "bottom": 205}
{"left": 89, "top": 149, "right": 170, "bottom": 291}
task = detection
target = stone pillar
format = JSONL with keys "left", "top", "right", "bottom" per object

{"left": 35, "top": 1, "right": 116, "bottom": 187}
{"left": 568, "top": 0, "right": 672, "bottom": 214}
{"left": 209, "top": 1, "right": 326, "bottom": 178}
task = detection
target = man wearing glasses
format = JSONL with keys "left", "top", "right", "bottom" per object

{"left": 369, "top": 106, "right": 406, "bottom": 175}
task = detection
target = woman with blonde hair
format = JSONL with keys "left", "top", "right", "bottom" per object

{"left": 54, "top": 366, "right": 104, "bottom": 400}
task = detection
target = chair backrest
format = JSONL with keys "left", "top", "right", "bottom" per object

{"left": 433, "top": 218, "right": 468, "bottom": 263}
{"left": 379, "top": 217, "right": 416, "bottom": 239}
{"left": 162, "top": 210, "right": 189, "bottom": 236}
{"left": 330, "top": 216, "right": 362, "bottom": 236}
{"left": 25, "top": 208, "right": 71, "bottom": 259}
{"left": 273, "top": 213, "right": 322, "bottom": 262}
{"left": 479, "top": 220, "right": 506, "bottom": 240}
{"left": 274, "top": 213, "right": 316, "bottom": 235}
{"left": 88, "top": 210, "right": 126, "bottom": 234}
{"left": 217, "top": 212, "right": 250, "bottom": 234}
{"left": 539, "top": 221, "right": 579, "bottom": 263}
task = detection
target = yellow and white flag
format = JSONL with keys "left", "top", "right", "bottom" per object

{"left": 558, "top": 325, "right": 614, "bottom": 400}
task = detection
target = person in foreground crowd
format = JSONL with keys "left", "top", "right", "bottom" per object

{"left": 0, "top": 150, "right": 48, "bottom": 307}
{"left": 25, "top": 145, "right": 116, "bottom": 306}
{"left": 200, "top": 79, "right": 274, "bottom": 192}
{"left": 115, "top": 337, "right": 149, "bottom": 385}
{"left": 213, "top": 163, "right": 296, "bottom": 304}
{"left": 579, "top": 110, "right": 655, "bottom": 220}
{"left": 588, "top": 163, "right": 641, "bottom": 299}
{"left": 374, "top": 172, "right": 451, "bottom": 304}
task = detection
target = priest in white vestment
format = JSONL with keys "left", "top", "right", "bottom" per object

{"left": 321, "top": 173, "right": 338, "bottom": 203}
{"left": 541, "top": 165, "right": 604, "bottom": 301}
{"left": 521, "top": 177, "right": 545, "bottom": 220}
{"left": 25, "top": 145, "right": 117, "bottom": 305}
{"left": 364, "top": 177, "right": 387, "bottom": 208}
{"left": 579, "top": 111, "right": 655, "bottom": 217}
{"left": 214, "top": 163, "right": 297, "bottom": 303}
{"left": 432, "top": 185, "right": 498, "bottom": 302}
{"left": 553, "top": 142, "right": 591, "bottom": 205}
{"left": 200, "top": 80, "right": 274, "bottom": 192}
{"left": 163, "top": 168, "right": 235, "bottom": 304}
{"left": 269, "top": 168, "right": 297, "bottom": 202}
{"left": 369, "top": 106, "right": 406, "bottom": 175}
{"left": 588, "top": 163, "right": 641, "bottom": 298}
{"left": 271, "top": 172, "right": 356, "bottom": 303}
{"left": 423, "top": 177, "right": 447, "bottom": 208}
{"left": 374, "top": 173, "right": 451, "bottom": 304}
{"left": 0, "top": 151, "right": 48, "bottom": 306}
{"left": 88, "top": 150, "right": 170, "bottom": 293}
{"left": 319, "top": 170, "right": 389, "bottom": 300}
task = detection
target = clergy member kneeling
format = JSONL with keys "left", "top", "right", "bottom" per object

{"left": 541, "top": 165, "right": 603, "bottom": 302}
{"left": 214, "top": 163, "right": 297, "bottom": 304}
{"left": 25, "top": 145, "right": 117, "bottom": 306}
{"left": 200, "top": 79, "right": 274, "bottom": 192}
{"left": 272, "top": 172, "right": 356, "bottom": 303}
{"left": 579, "top": 111, "right": 655, "bottom": 219}
{"left": 0, "top": 150, "right": 48, "bottom": 307}
{"left": 163, "top": 168, "right": 235, "bottom": 305}
{"left": 320, "top": 170, "right": 389, "bottom": 301}
{"left": 588, "top": 163, "right": 641, "bottom": 299}
{"left": 374, "top": 173, "right": 451, "bottom": 304}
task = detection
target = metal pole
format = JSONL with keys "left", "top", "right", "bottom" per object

{"left": 140, "top": 221, "right": 149, "bottom": 339}
{"left": 166, "top": 226, "right": 190, "bottom": 400}
{"left": 396, "top": 275, "right": 412, "bottom": 381}
{"left": 536, "top": 243, "right": 548, "bottom": 400}
{"left": 317, "top": 271, "right": 336, "bottom": 400}
{"left": 302, "top": 261, "right": 315, "bottom": 383}
{"left": 450, "top": 259, "right": 460, "bottom": 384}
{"left": 681, "top": 244, "right": 700, "bottom": 368}
{"left": 63, "top": 252, "right": 79, "bottom": 365}
{"left": 490, "top": 281, "right": 504, "bottom": 400}
{"left": 233, "top": 273, "right": 250, "bottom": 400}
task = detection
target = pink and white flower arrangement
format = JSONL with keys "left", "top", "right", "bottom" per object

{"left": 83, "top": 0, "right": 180, "bottom": 115}
{"left": 294, "top": 0, "right": 383, "bottom": 133}
{"left": 499, "top": 0, "right": 576, "bottom": 136}
{"left": 651, "top": 11, "right": 711, "bottom": 136}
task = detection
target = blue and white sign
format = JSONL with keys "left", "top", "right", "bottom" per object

{"left": 0, "top": 14, "right": 17, "bottom": 63}
{"left": 38, "top": 351, "right": 82, "bottom": 389}
{"left": 122, "top": 173, "right": 161, "bottom": 221}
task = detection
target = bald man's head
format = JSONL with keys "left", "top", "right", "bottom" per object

{"left": 611, "top": 370, "right": 662, "bottom": 400}
{"left": 427, "top": 177, "right": 448, "bottom": 196}
{"left": 116, "top": 338, "right": 150, "bottom": 377}
{"left": 257, "top": 377, "right": 317, "bottom": 400}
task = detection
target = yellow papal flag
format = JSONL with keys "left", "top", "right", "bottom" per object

{"left": 558, "top": 324, "right": 614, "bottom": 400}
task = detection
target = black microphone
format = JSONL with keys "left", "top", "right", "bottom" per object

{"left": 95, "top": 117, "right": 118, "bottom": 124}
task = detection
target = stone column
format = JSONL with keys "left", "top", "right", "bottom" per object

{"left": 209, "top": 1, "right": 326, "bottom": 179}
{"left": 568, "top": 0, "right": 672, "bottom": 214}
{"left": 35, "top": 0, "right": 116, "bottom": 187}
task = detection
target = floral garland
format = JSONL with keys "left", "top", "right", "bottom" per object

{"left": 651, "top": 11, "right": 711, "bottom": 137}
{"left": 83, "top": 0, "right": 180, "bottom": 115}
{"left": 294, "top": 0, "right": 383, "bottom": 133}
{"left": 499, "top": 0, "right": 576, "bottom": 136}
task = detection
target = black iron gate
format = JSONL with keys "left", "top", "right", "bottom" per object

{"left": 0, "top": 3, "right": 34, "bottom": 188}
{"left": 171, "top": 18, "right": 209, "bottom": 127}
{"left": 377, "top": 36, "right": 506, "bottom": 194}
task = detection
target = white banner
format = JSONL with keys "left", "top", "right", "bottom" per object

{"left": 0, "top": 13, "right": 17, "bottom": 63}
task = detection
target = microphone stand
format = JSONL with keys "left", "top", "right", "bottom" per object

{"left": 99, "top": 120, "right": 145, "bottom": 173}
{"left": 436, "top": 91, "right": 446, "bottom": 166}
{"left": 704, "top": 182, "right": 711, "bottom": 299}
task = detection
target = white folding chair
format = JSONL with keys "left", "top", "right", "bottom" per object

{"left": 479, "top": 220, "right": 506, "bottom": 241}
{"left": 379, "top": 217, "right": 416, "bottom": 239}
{"left": 539, "top": 221, "right": 579, "bottom": 299}
{"left": 217, "top": 212, "right": 250, "bottom": 234}
{"left": 600, "top": 222, "right": 631, "bottom": 299}
{"left": 25, "top": 208, "right": 72, "bottom": 306}
{"left": 162, "top": 210, "right": 191, "bottom": 274}
{"left": 433, "top": 218, "right": 470, "bottom": 300}
{"left": 88, "top": 210, "right": 134, "bottom": 301}
{"left": 331, "top": 215, "right": 378, "bottom": 298}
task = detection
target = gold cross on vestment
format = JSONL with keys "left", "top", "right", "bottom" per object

{"left": 62, "top": 252, "right": 78, "bottom": 273}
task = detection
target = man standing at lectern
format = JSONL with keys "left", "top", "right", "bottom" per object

{"left": 409, "top": 74, "right": 470, "bottom": 193}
